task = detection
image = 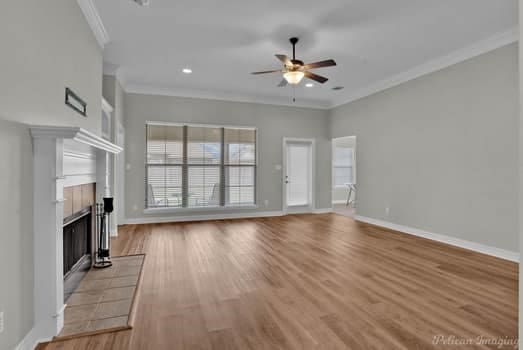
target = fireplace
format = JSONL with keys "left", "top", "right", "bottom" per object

{"left": 63, "top": 209, "right": 91, "bottom": 277}
{"left": 62, "top": 183, "right": 96, "bottom": 300}
{"left": 29, "top": 126, "right": 122, "bottom": 344}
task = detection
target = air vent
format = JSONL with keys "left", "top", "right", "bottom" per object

{"left": 332, "top": 86, "right": 344, "bottom": 91}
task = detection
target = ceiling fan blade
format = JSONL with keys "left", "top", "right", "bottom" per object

{"left": 277, "top": 79, "right": 288, "bottom": 87}
{"left": 251, "top": 69, "right": 281, "bottom": 75}
{"left": 303, "top": 59, "right": 337, "bottom": 70}
{"left": 304, "top": 71, "right": 328, "bottom": 84}
{"left": 275, "top": 54, "right": 292, "bottom": 67}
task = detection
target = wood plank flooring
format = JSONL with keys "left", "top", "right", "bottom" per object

{"left": 38, "top": 213, "right": 518, "bottom": 350}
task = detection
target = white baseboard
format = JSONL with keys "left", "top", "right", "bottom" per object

{"left": 332, "top": 200, "right": 347, "bottom": 205}
{"left": 14, "top": 324, "right": 53, "bottom": 350}
{"left": 354, "top": 215, "right": 519, "bottom": 263}
{"left": 123, "top": 208, "right": 335, "bottom": 225}
{"left": 313, "top": 208, "right": 333, "bottom": 214}
{"left": 124, "top": 210, "right": 285, "bottom": 225}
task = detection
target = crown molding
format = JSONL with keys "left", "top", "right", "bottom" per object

{"left": 30, "top": 126, "right": 122, "bottom": 154}
{"left": 331, "top": 28, "right": 518, "bottom": 108}
{"left": 124, "top": 83, "right": 331, "bottom": 110}
{"left": 107, "top": 28, "right": 517, "bottom": 111}
{"left": 77, "top": 0, "right": 109, "bottom": 49}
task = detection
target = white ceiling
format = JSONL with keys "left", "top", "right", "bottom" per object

{"left": 93, "top": 0, "right": 517, "bottom": 108}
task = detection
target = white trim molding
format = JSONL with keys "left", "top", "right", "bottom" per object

{"left": 77, "top": 0, "right": 110, "bottom": 48}
{"left": 312, "top": 208, "right": 333, "bottom": 214}
{"left": 124, "top": 83, "right": 331, "bottom": 110}
{"left": 124, "top": 211, "right": 285, "bottom": 225}
{"left": 355, "top": 215, "right": 519, "bottom": 263}
{"left": 332, "top": 28, "right": 518, "bottom": 108}
{"left": 14, "top": 328, "right": 43, "bottom": 350}
{"left": 31, "top": 126, "right": 123, "bottom": 154}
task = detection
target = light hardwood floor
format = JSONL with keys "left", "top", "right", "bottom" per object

{"left": 38, "top": 213, "right": 518, "bottom": 350}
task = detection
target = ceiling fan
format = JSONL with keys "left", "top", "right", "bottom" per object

{"left": 251, "top": 37, "right": 337, "bottom": 87}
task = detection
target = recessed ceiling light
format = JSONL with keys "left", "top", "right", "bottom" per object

{"left": 182, "top": 68, "right": 192, "bottom": 74}
{"left": 305, "top": 83, "right": 314, "bottom": 88}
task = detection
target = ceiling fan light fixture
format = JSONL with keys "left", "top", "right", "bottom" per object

{"left": 283, "top": 71, "right": 305, "bottom": 85}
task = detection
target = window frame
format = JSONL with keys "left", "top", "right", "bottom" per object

{"left": 144, "top": 121, "right": 258, "bottom": 213}
{"left": 332, "top": 146, "right": 355, "bottom": 188}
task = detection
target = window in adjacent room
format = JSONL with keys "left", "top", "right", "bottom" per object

{"left": 146, "top": 123, "right": 256, "bottom": 209}
{"left": 332, "top": 145, "right": 354, "bottom": 187}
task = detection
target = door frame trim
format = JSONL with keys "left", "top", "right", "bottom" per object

{"left": 282, "top": 137, "right": 316, "bottom": 215}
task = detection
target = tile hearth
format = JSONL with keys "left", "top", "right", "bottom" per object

{"left": 58, "top": 255, "right": 144, "bottom": 338}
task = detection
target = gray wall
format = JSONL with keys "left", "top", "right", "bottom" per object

{"left": 0, "top": 121, "right": 34, "bottom": 350}
{"left": 123, "top": 94, "right": 331, "bottom": 220}
{"left": 330, "top": 43, "right": 518, "bottom": 251}
{"left": 0, "top": 1, "right": 102, "bottom": 348}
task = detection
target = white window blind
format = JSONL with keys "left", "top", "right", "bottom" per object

{"left": 333, "top": 147, "right": 354, "bottom": 186}
{"left": 146, "top": 123, "right": 256, "bottom": 209}
{"left": 224, "top": 128, "right": 256, "bottom": 206}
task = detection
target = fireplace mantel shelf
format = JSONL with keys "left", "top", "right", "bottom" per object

{"left": 30, "top": 126, "right": 122, "bottom": 154}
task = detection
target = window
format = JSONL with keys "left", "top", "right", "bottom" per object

{"left": 146, "top": 123, "right": 256, "bottom": 209}
{"left": 333, "top": 146, "right": 354, "bottom": 187}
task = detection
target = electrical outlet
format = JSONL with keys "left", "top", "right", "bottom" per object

{"left": 133, "top": 204, "right": 138, "bottom": 211}
{"left": 385, "top": 206, "right": 390, "bottom": 217}
{"left": 264, "top": 200, "right": 269, "bottom": 207}
{"left": 0, "top": 311, "right": 4, "bottom": 333}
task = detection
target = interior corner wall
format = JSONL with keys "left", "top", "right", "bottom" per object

{"left": 0, "top": 1, "right": 103, "bottom": 349}
{"left": 329, "top": 43, "right": 518, "bottom": 251}
{"left": 518, "top": 0, "right": 522, "bottom": 341}
{"left": 103, "top": 75, "right": 126, "bottom": 227}
{"left": 123, "top": 94, "right": 330, "bottom": 221}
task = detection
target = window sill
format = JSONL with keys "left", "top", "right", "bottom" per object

{"left": 334, "top": 184, "right": 356, "bottom": 189}
{"left": 144, "top": 205, "right": 258, "bottom": 215}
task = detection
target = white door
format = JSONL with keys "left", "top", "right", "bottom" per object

{"left": 283, "top": 139, "right": 314, "bottom": 213}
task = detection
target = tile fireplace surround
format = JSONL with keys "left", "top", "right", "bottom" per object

{"left": 23, "top": 126, "right": 122, "bottom": 349}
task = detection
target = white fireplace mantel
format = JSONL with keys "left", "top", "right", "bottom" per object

{"left": 30, "top": 126, "right": 123, "bottom": 154}
{"left": 27, "top": 125, "right": 122, "bottom": 347}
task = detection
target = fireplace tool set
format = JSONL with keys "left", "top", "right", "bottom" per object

{"left": 94, "top": 197, "right": 114, "bottom": 268}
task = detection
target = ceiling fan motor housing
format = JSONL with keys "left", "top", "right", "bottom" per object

{"left": 290, "top": 59, "right": 304, "bottom": 68}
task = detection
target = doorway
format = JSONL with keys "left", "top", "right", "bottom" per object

{"left": 332, "top": 136, "right": 356, "bottom": 217}
{"left": 283, "top": 138, "right": 315, "bottom": 214}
